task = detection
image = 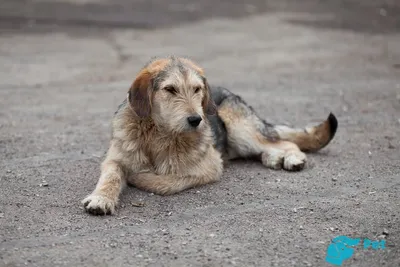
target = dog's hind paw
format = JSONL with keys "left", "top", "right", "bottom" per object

{"left": 82, "top": 194, "right": 116, "bottom": 215}
{"left": 261, "top": 149, "right": 284, "bottom": 170}
{"left": 283, "top": 150, "right": 306, "bottom": 171}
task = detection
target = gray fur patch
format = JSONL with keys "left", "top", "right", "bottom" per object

{"left": 207, "top": 113, "right": 228, "bottom": 154}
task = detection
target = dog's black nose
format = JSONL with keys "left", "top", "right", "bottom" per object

{"left": 187, "top": 115, "right": 202, "bottom": 127}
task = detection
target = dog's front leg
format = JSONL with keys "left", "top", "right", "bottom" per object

{"left": 82, "top": 160, "right": 126, "bottom": 215}
{"left": 128, "top": 172, "right": 219, "bottom": 195}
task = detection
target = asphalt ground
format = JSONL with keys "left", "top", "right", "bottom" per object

{"left": 0, "top": 0, "right": 399, "bottom": 266}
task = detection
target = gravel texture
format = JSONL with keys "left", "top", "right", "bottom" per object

{"left": 0, "top": 0, "right": 399, "bottom": 266}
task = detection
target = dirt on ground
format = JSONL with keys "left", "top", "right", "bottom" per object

{"left": 0, "top": 0, "right": 399, "bottom": 266}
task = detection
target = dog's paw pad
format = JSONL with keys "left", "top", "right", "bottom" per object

{"left": 283, "top": 151, "right": 306, "bottom": 171}
{"left": 82, "top": 195, "right": 115, "bottom": 215}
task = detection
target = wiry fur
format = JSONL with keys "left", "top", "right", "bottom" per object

{"left": 82, "top": 56, "right": 338, "bottom": 215}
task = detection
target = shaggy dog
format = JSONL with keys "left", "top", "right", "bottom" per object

{"left": 82, "top": 56, "right": 338, "bottom": 215}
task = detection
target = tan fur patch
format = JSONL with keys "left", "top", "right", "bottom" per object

{"left": 146, "top": 58, "right": 170, "bottom": 73}
{"left": 179, "top": 58, "right": 204, "bottom": 75}
{"left": 274, "top": 116, "right": 335, "bottom": 152}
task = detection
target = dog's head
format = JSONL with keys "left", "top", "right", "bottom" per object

{"left": 128, "top": 57, "right": 216, "bottom": 133}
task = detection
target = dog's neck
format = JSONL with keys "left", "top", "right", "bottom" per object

{"left": 139, "top": 118, "right": 213, "bottom": 173}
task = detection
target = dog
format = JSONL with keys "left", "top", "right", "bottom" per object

{"left": 82, "top": 56, "right": 338, "bottom": 215}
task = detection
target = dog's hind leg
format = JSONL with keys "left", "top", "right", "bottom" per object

{"left": 216, "top": 94, "right": 307, "bottom": 171}
{"left": 223, "top": 119, "right": 306, "bottom": 171}
{"left": 260, "top": 141, "right": 307, "bottom": 171}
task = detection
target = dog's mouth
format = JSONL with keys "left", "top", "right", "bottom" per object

{"left": 184, "top": 124, "right": 202, "bottom": 133}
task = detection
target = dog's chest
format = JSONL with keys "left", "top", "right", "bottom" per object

{"left": 149, "top": 136, "right": 207, "bottom": 175}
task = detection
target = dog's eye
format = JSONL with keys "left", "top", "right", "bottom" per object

{"left": 194, "top": 87, "right": 201, "bottom": 94}
{"left": 164, "top": 86, "right": 177, "bottom": 95}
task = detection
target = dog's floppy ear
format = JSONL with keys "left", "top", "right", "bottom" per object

{"left": 128, "top": 70, "right": 153, "bottom": 118}
{"left": 202, "top": 77, "right": 217, "bottom": 115}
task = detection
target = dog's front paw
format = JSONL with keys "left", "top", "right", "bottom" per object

{"left": 283, "top": 150, "right": 306, "bottom": 171}
{"left": 82, "top": 194, "right": 116, "bottom": 215}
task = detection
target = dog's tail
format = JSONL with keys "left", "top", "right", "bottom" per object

{"left": 274, "top": 113, "right": 338, "bottom": 152}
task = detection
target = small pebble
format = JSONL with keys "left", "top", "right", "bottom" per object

{"left": 293, "top": 207, "right": 305, "bottom": 213}
{"left": 131, "top": 202, "right": 145, "bottom": 207}
{"left": 6, "top": 170, "right": 11, "bottom": 173}
{"left": 299, "top": 225, "right": 304, "bottom": 230}
{"left": 0, "top": 213, "right": 4, "bottom": 218}
{"left": 332, "top": 177, "right": 338, "bottom": 182}
{"left": 40, "top": 181, "right": 49, "bottom": 187}
{"left": 379, "top": 229, "right": 390, "bottom": 239}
